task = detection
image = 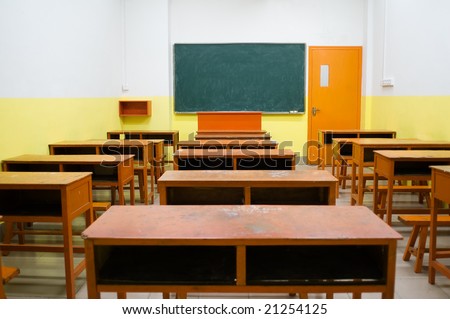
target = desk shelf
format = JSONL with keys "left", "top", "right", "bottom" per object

{"left": 0, "top": 189, "right": 62, "bottom": 217}
{"left": 165, "top": 186, "right": 330, "bottom": 205}
{"left": 96, "top": 246, "right": 236, "bottom": 286}
{"left": 246, "top": 245, "right": 386, "bottom": 286}
{"left": 174, "top": 153, "right": 295, "bottom": 170}
{"left": 92, "top": 244, "right": 387, "bottom": 287}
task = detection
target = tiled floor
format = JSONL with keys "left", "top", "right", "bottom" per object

{"left": 2, "top": 165, "right": 450, "bottom": 299}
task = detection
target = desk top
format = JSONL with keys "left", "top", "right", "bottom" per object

{"left": 319, "top": 129, "right": 396, "bottom": 134}
{"left": 347, "top": 138, "right": 450, "bottom": 147}
{"left": 174, "top": 149, "right": 295, "bottom": 158}
{"left": 49, "top": 139, "right": 153, "bottom": 147}
{"left": 178, "top": 139, "right": 278, "bottom": 147}
{"left": 197, "top": 130, "right": 267, "bottom": 134}
{"left": 0, "top": 171, "right": 91, "bottom": 186}
{"left": 3, "top": 154, "right": 134, "bottom": 164}
{"left": 107, "top": 130, "right": 179, "bottom": 134}
{"left": 430, "top": 165, "right": 450, "bottom": 174}
{"left": 158, "top": 169, "right": 337, "bottom": 184}
{"left": 374, "top": 150, "right": 450, "bottom": 160}
{"left": 195, "top": 131, "right": 271, "bottom": 140}
{"left": 82, "top": 205, "right": 401, "bottom": 243}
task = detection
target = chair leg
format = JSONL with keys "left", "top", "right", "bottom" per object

{"left": 341, "top": 162, "right": 348, "bottom": 189}
{"left": 136, "top": 171, "right": 145, "bottom": 204}
{"left": 414, "top": 226, "right": 428, "bottom": 273}
{"left": 403, "top": 225, "right": 420, "bottom": 261}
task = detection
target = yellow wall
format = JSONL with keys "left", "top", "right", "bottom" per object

{"left": 0, "top": 98, "right": 121, "bottom": 163}
{"left": 368, "top": 96, "right": 450, "bottom": 140}
{"left": 4, "top": 95, "right": 448, "bottom": 167}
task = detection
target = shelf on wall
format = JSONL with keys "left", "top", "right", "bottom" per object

{"left": 119, "top": 100, "right": 151, "bottom": 117}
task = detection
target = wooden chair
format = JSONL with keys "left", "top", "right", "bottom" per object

{"left": 93, "top": 201, "right": 111, "bottom": 220}
{"left": 398, "top": 215, "right": 450, "bottom": 273}
{"left": 371, "top": 184, "right": 431, "bottom": 220}
{"left": 0, "top": 249, "right": 20, "bottom": 298}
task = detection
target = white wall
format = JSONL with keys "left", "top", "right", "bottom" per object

{"left": 0, "top": 0, "right": 123, "bottom": 98}
{"left": 366, "top": 0, "right": 450, "bottom": 96}
{"left": 121, "top": 0, "right": 170, "bottom": 97}
{"left": 170, "top": 0, "right": 365, "bottom": 44}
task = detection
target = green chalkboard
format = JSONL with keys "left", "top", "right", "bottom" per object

{"left": 174, "top": 43, "right": 305, "bottom": 113}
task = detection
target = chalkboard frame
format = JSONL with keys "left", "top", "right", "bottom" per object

{"left": 174, "top": 43, "right": 305, "bottom": 114}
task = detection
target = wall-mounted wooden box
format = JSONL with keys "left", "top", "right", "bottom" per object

{"left": 119, "top": 100, "right": 151, "bottom": 117}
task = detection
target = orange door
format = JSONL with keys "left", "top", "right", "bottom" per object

{"left": 307, "top": 46, "right": 362, "bottom": 164}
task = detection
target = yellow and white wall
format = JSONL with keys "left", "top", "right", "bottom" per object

{"left": 1, "top": 0, "right": 449, "bottom": 163}
{"left": 365, "top": 1, "right": 450, "bottom": 141}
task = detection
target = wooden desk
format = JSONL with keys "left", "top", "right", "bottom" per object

{"left": 0, "top": 171, "right": 93, "bottom": 298}
{"left": 82, "top": 205, "right": 401, "bottom": 299}
{"left": 195, "top": 130, "right": 271, "bottom": 140}
{"left": 429, "top": 165, "right": 450, "bottom": 284}
{"left": 173, "top": 149, "right": 296, "bottom": 170}
{"left": 49, "top": 139, "right": 153, "bottom": 204}
{"left": 107, "top": 135, "right": 166, "bottom": 180}
{"left": 2, "top": 154, "right": 135, "bottom": 205}
{"left": 350, "top": 139, "right": 450, "bottom": 206}
{"left": 107, "top": 130, "right": 179, "bottom": 153}
{"left": 158, "top": 170, "right": 338, "bottom": 205}
{"left": 373, "top": 150, "right": 450, "bottom": 225}
{"left": 177, "top": 139, "right": 278, "bottom": 150}
{"left": 318, "top": 129, "right": 396, "bottom": 168}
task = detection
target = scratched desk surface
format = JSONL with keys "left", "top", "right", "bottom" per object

{"left": 82, "top": 205, "right": 401, "bottom": 243}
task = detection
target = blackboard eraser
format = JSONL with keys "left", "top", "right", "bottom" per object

{"left": 289, "top": 110, "right": 298, "bottom": 114}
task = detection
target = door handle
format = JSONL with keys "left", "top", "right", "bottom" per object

{"left": 312, "top": 106, "right": 321, "bottom": 116}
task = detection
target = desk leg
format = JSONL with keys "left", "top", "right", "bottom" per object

{"left": 150, "top": 166, "right": 155, "bottom": 204}
{"left": 62, "top": 217, "right": 76, "bottom": 299}
{"left": 357, "top": 163, "right": 365, "bottom": 205}
{"left": 385, "top": 178, "right": 394, "bottom": 225}
{"left": 1, "top": 222, "right": 14, "bottom": 256}
{"left": 130, "top": 180, "right": 135, "bottom": 205}
{"left": 428, "top": 198, "right": 440, "bottom": 284}
{"left": 142, "top": 168, "right": 149, "bottom": 205}
{"left": 350, "top": 162, "right": 357, "bottom": 205}
{"left": 383, "top": 241, "right": 397, "bottom": 299}
{"left": 118, "top": 184, "right": 125, "bottom": 205}
{"left": 373, "top": 172, "right": 380, "bottom": 218}
{"left": 85, "top": 240, "right": 100, "bottom": 299}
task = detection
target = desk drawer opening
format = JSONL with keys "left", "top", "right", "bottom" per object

{"left": 95, "top": 245, "right": 237, "bottom": 285}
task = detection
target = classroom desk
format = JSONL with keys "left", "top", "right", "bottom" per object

{"left": 429, "top": 165, "right": 450, "bottom": 285}
{"left": 373, "top": 150, "right": 450, "bottom": 225}
{"left": 318, "top": 129, "right": 396, "bottom": 169}
{"left": 107, "top": 130, "right": 179, "bottom": 155}
{"left": 195, "top": 130, "right": 271, "bottom": 140}
{"left": 49, "top": 139, "right": 153, "bottom": 204}
{"left": 2, "top": 154, "right": 135, "bottom": 205}
{"left": 82, "top": 205, "right": 401, "bottom": 299}
{"left": 173, "top": 149, "right": 296, "bottom": 170}
{"left": 107, "top": 136, "right": 166, "bottom": 180}
{"left": 349, "top": 138, "right": 450, "bottom": 206}
{"left": 0, "top": 171, "right": 93, "bottom": 299}
{"left": 158, "top": 170, "right": 338, "bottom": 205}
{"left": 177, "top": 139, "right": 278, "bottom": 149}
